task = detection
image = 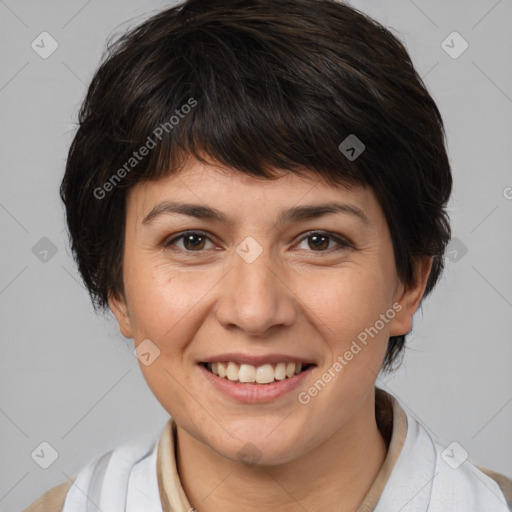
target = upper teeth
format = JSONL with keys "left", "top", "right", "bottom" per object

{"left": 207, "top": 362, "right": 304, "bottom": 384}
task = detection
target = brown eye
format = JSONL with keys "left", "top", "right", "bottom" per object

{"left": 163, "top": 231, "right": 213, "bottom": 252}
{"left": 308, "top": 234, "right": 330, "bottom": 251}
{"left": 182, "top": 233, "right": 207, "bottom": 250}
{"left": 297, "top": 231, "right": 351, "bottom": 252}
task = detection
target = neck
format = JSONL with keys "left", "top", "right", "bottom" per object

{"left": 175, "top": 388, "right": 387, "bottom": 512}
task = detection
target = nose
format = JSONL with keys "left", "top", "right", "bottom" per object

{"left": 213, "top": 245, "right": 297, "bottom": 337}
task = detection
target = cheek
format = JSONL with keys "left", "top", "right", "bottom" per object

{"left": 125, "top": 259, "right": 216, "bottom": 343}
{"left": 294, "top": 263, "right": 394, "bottom": 340}
{"left": 295, "top": 265, "right": 393, "bottom": 398}
{"left": 126, "top": 266, "right": 208, "bottom": 413}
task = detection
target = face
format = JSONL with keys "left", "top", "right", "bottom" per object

{"left": 109, "top": 156, "right": 430, "bottom": 466}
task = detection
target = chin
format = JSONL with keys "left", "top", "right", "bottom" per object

{"left": 223, "top": 440, "right": 301, "bottom": 467}
{"left": 206, "top": 419, "right": 308, "bottom": 467}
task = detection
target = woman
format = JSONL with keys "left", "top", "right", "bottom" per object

{"left": 24, "top": 0, "right": 512, "bottom": 510}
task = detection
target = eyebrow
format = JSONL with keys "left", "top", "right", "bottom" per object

{"left": 142, "top": 201, "right": 371, "bottom": 228}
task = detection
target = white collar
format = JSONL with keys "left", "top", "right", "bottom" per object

{"left": 61, "top": 389, "right": 511, "bottom": 512}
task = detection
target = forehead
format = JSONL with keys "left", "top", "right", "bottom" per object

{"left": 126, "top": 156, "right": 383, "bottom": 228}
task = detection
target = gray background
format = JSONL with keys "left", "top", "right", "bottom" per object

{"left": 1, "top": 0, "right": 511, "bottom": 510}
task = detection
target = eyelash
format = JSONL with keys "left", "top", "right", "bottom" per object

{"left": 162, "top": 230, "right": 352, "bottom": 255}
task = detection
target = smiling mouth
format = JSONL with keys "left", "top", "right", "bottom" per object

{"left": 202, "top": 361, "right": 314, "bottom": 384}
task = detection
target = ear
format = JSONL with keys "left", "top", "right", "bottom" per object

{"left": 389, "top": 256, "right": 434, "bottom": 337}
{"left": 108, "top": 292, "right": 134, "bottom": 339}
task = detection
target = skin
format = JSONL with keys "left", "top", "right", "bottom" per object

{"left": 109, "top": 155, "right": 432, "bottom": 512}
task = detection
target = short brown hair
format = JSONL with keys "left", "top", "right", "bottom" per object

{"left": 60, "top": 0, "right": 452, "bottom": 372}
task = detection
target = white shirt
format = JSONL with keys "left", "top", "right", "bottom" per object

{"left": 24, "top": 388, "right": 512, "bottom": 512}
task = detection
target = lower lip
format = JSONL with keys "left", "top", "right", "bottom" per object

{"left": 199, "top": 364, "right": 314, "bottom": 403}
